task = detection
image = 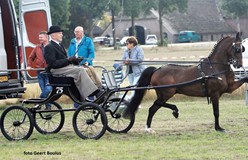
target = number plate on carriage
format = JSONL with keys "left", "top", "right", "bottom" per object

{"left": 0, "top": 76, "right": 8, "bottom": 82}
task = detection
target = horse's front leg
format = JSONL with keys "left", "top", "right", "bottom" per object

{"left": 226, "top": 78, "right": 247, "bottom": 93}
{"left": 211, "top": 95, "right": 225, "bottom": 132}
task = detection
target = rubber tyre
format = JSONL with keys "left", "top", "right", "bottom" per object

{"left": 0, "top": 106, "right": 34, "bottom": 141}
{"left": 72, "top": 103, "right": 107, "bottom": 139}
{"left": 33, "top": 102, "right": 65, "bottom": 134}
{"left": 106, "top": 98, "right": 135, "bottom": 133}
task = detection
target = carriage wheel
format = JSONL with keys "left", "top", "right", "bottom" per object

{"left": 72, "top": 103, "right": 107, "bottom": 139}
{"left": 106, "top": 98, "right": 135, "bottom": 133}
{"left": 0, "top": 106, "right": 34, "bottom": 141}
{"left": 33, "top": 102, "right": 65, "bottom": 134}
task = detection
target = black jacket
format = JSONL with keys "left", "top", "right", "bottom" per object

{"left": 44, "top": 41, "right": 69, "bottom": 69}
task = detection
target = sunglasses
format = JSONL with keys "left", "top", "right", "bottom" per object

{"left": 126, "top": 42, "right": 131, "bottom": 45}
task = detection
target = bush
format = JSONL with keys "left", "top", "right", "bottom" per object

{"left": 158, "top": 38, "right": 169, "bottom": 47}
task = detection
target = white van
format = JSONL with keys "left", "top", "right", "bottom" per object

{"left": 0, "top": 0, "right": 51, "bottom": 99}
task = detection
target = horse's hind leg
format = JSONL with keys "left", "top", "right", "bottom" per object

{"left": 154, "top": 99, "right": 179, "bottom": 118}
{"left": 146, "top": 99, "right": 179, "bottom": 131}
{"left": 163, "top": 102, "right": 179, "bottom": 119}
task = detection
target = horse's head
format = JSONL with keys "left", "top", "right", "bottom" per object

{"left": 229, "top": 32, "right": 245, "bottom": 68}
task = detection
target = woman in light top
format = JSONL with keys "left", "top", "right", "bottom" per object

{"left": 122, "top": 36, "right": 146, "bottom": 87}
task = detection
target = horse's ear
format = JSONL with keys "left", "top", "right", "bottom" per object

{"left": 236, "top": 32, "right": 240, "bottom": 39}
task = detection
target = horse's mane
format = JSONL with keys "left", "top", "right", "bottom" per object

{"left": 167, "top": 63, "right": 193, "bottom": 67}
{"left": 208, "top": 36, "right": 232, "bottom": 57}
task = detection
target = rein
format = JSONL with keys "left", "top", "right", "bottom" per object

{"left": 204, "top": 57, "right": 232, "bottom": 66}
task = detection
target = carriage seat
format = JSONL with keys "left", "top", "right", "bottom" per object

{"left": 41, "top": 71, "right": 75, "bottom": 87}
{"left": 102, "top": 70, "right": 118, "bottom": 89}
{"left": 41, "top": 71, "right": 82, "bottom": 101}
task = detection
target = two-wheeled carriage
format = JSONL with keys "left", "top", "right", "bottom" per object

{"left": 0, "top": 66, "right": 135, "bottom": 140}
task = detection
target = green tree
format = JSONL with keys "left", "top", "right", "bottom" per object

{"left": 155, "top": 0, "right": 188, "bottom": 45}
{"left": 49, "top": 0, "right": 70, "bottom": 29}
{"left": 109, "top": 0, "right": 121, "bottom": 49}
{"left": 49, "top": 0, "right": 71, "bottom": 45}
{"left": 69, "top": 0, "right": 110, "bottom": 38}
{"left": 123, "top": 0, "right": 155, "bottom": 37}
{"left": 97, "top": 13, "right": 112, "bottom": 29}
{"left": 220, "top": 0, "right": 248, "bottom": 32}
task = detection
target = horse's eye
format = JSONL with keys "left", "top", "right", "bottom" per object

{"left": 235, "top": 48, "right": 241, "bottom": 53}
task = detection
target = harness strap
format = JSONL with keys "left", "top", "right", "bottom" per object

{"left": 200, "top": 77, "right": 211, "bottom": 104}
{"left": 197, "top": 61, "right": 208, "bottom": 97}
{"left": 197, "top": 60, "right": 227, "bottom": 104}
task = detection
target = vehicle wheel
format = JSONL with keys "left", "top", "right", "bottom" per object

{"left": 72, "top": 103, "right": 107, "bottom": 139}
{"left": 33, "top": 102, "right": 65, "bottom": 134}
{"left": 0, "top": 106, "right": 34, "bottom": 141}
{"left": 106, "top": 98, "right": 135, "bottom": 133}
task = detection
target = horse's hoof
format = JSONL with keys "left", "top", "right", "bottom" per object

{"left": 216, "top": 127, "right": 225, "bottom": 132}
{"left": 145, "top": 127, "right": 156, "bottom": 134}
{"left": 172, "top": 111, "right": 179, "bottom": 119}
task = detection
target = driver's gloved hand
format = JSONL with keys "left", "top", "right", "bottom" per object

{"left": 68, "top": 56, "right": 77, "bottom": 64}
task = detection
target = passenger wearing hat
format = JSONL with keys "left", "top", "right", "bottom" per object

{"left": 44, "top": 25, "right": 104, "bottom": 101}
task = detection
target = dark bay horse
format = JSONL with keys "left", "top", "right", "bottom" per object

{"left": 124, "top": 32, "right": 247, "bottom": 132}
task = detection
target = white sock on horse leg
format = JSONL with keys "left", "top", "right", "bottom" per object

{"left": 145, "top": 125, "right": 156, "bottom": 133}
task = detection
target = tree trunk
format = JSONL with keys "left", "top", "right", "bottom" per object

{"left": 131, "top": 14, "right": 135, "bottom": 36}
{"left": 158, "top": 5, "right": 163, "bottom": 46}
{"left": 236, "top": 17, "right": 240, "bottom": 32}
{"left": 111, "top": 9, "right": 117, "bottom": 50}
{"left": 88, "top": 19, "right": 94, "bottom": 38}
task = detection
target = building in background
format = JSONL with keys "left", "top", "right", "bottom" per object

{"left": 101, "top": 0, "right": 247, "bottom": 44}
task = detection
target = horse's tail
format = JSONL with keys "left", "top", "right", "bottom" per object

{"left": 123, "top": 66, "right": 157, "bottom": 118}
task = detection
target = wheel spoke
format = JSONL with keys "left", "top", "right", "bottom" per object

{"left": 106, "top": 98, "right": 135, "bottom": 133}
{"left": 33, "top": 102, "right": 64, "bottom": 134}
{"left": 73, "top": 103, "right": 107, "bottom": 139}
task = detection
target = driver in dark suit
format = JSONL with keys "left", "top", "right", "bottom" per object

{"left": 44, "top": 25, "right": 103, "bottom": 101}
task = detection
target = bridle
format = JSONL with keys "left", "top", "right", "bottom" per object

{"left": 198, "top": 38, "right": 245, "bottom": 77}
{"left": 204, "top": 39, "right": 245, "bottom": 67}
{"left": 229, "top": 41, "right": 245, "bottom": 67}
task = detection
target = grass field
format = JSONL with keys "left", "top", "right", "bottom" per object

{"left": 1, "top": 44, "right": 248, "bottom": 160}
{"left": 0, "top": 99, "right": 248, "bottom": 160}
